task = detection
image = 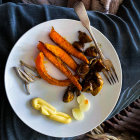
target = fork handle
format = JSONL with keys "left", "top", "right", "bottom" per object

{"left": 74, "top": 1, "right": 105, "bottom": 60}
{"left": 86, "top": 27, "right": 105, "bottom": 60}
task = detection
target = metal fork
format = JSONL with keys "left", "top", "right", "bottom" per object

{"left": 74, "top": 1, "right": 119, "bottom": 84}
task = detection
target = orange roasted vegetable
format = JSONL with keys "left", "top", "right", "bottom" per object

{"left": 35, "top": 52, "right": 72, "bottom": 86}
{"left": 37, "top": 42, "right": 82, "bottom": 90}
{"left": 49, "top": 27, "right": 89, "bottom": 64}
{"left": 44, "top": 43, "right": 77, "bottom": 71}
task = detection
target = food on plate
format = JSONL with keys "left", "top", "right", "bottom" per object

{"left": 49, "top": 27, "right": 89, "bottom": 64}
{"left": 20, "top": 60, "right": 40, "bottom": 77}
{"left": 72, "top": 31, "right": 92, "bottom": 52}
{"left": 63, "top": 84, "right": 82, "bottom": 103}
{"left": 14, "top": 25, "right": 108, "bottom": 126}
{"left": 63, "top": 85, "right": 75, "bottom": 102}
{"left": 72, "top": 41, "right": 84, "bottom": 52}
{"left": 49, "top": 112, "right": 72, "bottom": 124}
{"left": 72, "top": 108, "right": 84, "bottom": 120}
{"left": 43, "top": 43, "right": 77, "bottom": 71}
{"left": 79, "top": 99, "right": 90, "bottom": 112}
{"left": 32, "top": 98, "right": 56, "bottom": 115}
{"left": 14, "top": 66, "right": 33, "bottom": 95}
{"left": 35, "top": 52, "right": 74, "bottom": 86}
{"left": 90, "top": 58, "right": 108, "bottom": 72}
{"left": 77, "top": 94, "right": 90, "bottom": 112}
{"left": 77, "top": 57, "right": 105, "bottom": 96}
{"left": 76, "top": 63, "right": 90, "bottom": 79}
{"left": 72, "top": 94, "right": 90, "bottom": 120}
{"left": 89, "top": 58, "right": 98, "bottom": 65}
{"left": 63, "top": 85, "right": 80, "bottom": 102}
{"left": 74, "top": 88, "right": 81, "bottom": 96}
{"left": 63, "top": 90, "right": 74, "bottom": 102}
{"left": 90, "top": 84, "right": 103, "bottom": 96}
{"left": 32, "top": 98, "right": 72, "bottom": 124}
{"left": 34, "top": 28, "right": 105, "bottom": 99}
{"left": 84, "top": 46, "right": 98, "bottom": 58}
{"left": 37, "top": 42, "right": 82, "bottom": 90}
{"left": 76, "top": 53, "right": 106, "bottom": 96}
{"left": 77, "top": 94, "right": 86, "bottom": 104}
{"left": 82, "top": 72, "right": 103, "bottom": 96}
{"left": 78, "top": 31, "right": 92, "bottom": 44}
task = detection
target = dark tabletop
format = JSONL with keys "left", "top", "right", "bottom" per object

{"left": 0, "top": 0, "right": 140, "bottom": 139}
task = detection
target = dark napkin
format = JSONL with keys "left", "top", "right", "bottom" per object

{"left": 0, "top": 0, "right": 140, "bottom": 139}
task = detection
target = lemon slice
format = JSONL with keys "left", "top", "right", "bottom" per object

{"left": 77, "top": 94, "right": 86, "bottom": 104}
{"left": 72, "top": 108, "right": 84, "bottom": 120}
{"left": 79, "top": 99, "right": 90, "bottom": 112}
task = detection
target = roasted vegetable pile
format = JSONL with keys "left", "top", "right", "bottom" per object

{"left": 34, "top": 27, "right": 106, "bottom": 103}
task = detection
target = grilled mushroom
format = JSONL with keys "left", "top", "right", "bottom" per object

{"left": 84, "top": 46, "right": 98, "bottom": 57}
{"left": 78, "top": 31, "right": 92, "bottom": 43}
{"left": 82, "top": 72, "right": 103, "bottom": 96}
{"left": 63, "top": 90, "right": 74, "bottom": 103}
{"left": 82, "top": 80, "right": 93, "bottom": 92}
{"left": 73, "top": 41, "right": 84, "bottom": 52}
{"left": 89, "top": 58, "right": 98, "bottom": 65}
{"left": 74, "top": 88, "right": 81, "bottom": 96}
{"left": 63, "top": 85, "right": 75, "bottom": 103}
{"left": 90, "top": 59, "right": 107, "bottom": 72}
{"left": 76, "top": 63, "right": 90, "bottom": 79}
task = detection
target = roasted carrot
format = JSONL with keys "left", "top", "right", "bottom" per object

{"left": 44, "top": 43, "right": 77, "bottom": 71}
{"left": 49, "top": 27, "right": 89, "bottom": 64}
{"left": 37, "top": 42, "right": 82, "bottom": 90}
{"left": 35, "top": 52, "right": 73, "bottom": 86}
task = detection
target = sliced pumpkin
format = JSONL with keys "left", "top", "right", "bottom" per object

{"left": 37, "top": 42, "right": 82, "bottom": 90}
{"left": 44, "top": 43, "right": 77, "bottom": 71}
{"left": 35, "top": 52, "right": 73, "bottom": 86}
{"left": 49, "top": 27, "right": 89, "bottom": 64}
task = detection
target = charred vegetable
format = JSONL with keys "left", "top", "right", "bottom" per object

{"left": 76, "top": 63, "right": 90, "bottom": 79}
{"left": 37, "top": 42, "right": 82, "bottom": 90}
{"left": 73, "top": 41, "right": 84, "bottom": 52}
{"left": 82, "top": 72, "right": 103, "bottom": 96}
{"left": 90, "top": 59, "right": 107, "bottom": 72}
{"left": 74, "top": 88, "right": 81, "bottom": 96}
{"left": 63, "top": 90, "right": 74, "bottom": 102}
{"left": 44, "top": 43, "right": 77, "bottom": 71}
{"left": 91, "top": 83, "right": 103, "bottom": 96}
{"left": 78, "top": 31, "right": 92, "bottom": 43}
{"left": 89, "top": 58, "right": 98, "bottom": 65}
{"left": 63, "top": 85, "right": 75, "bottom": 102}
{"left": 49, "top": 27, "right": 89, "bottom": 64}
{"left": 35, "top": 52, "right": 74, "bottom": 86}
{"left": 82, "top": 81, "right": 93, "bottom": 92}
{"left": 84, "top": 46, "right": 98, "bottom": 58}
{"left": 93, "top": 72, "right": 104, "bottom": 87}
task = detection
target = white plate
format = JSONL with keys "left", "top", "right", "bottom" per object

{"left": 4, "top": 19, "right": 122, "bottom": 137}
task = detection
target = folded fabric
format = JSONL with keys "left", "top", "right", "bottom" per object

{"left": 68, "top": 0, "right": 124, "bottom": 14}
{"left": 21, "top": 0, "right": 123, "bottom": 14}
{"left": 0, "top": 0, "right": 140, "bottom": 139}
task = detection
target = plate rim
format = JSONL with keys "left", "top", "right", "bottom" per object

{"left": 4, "top": 19, "right": 122, "bottom": 138}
